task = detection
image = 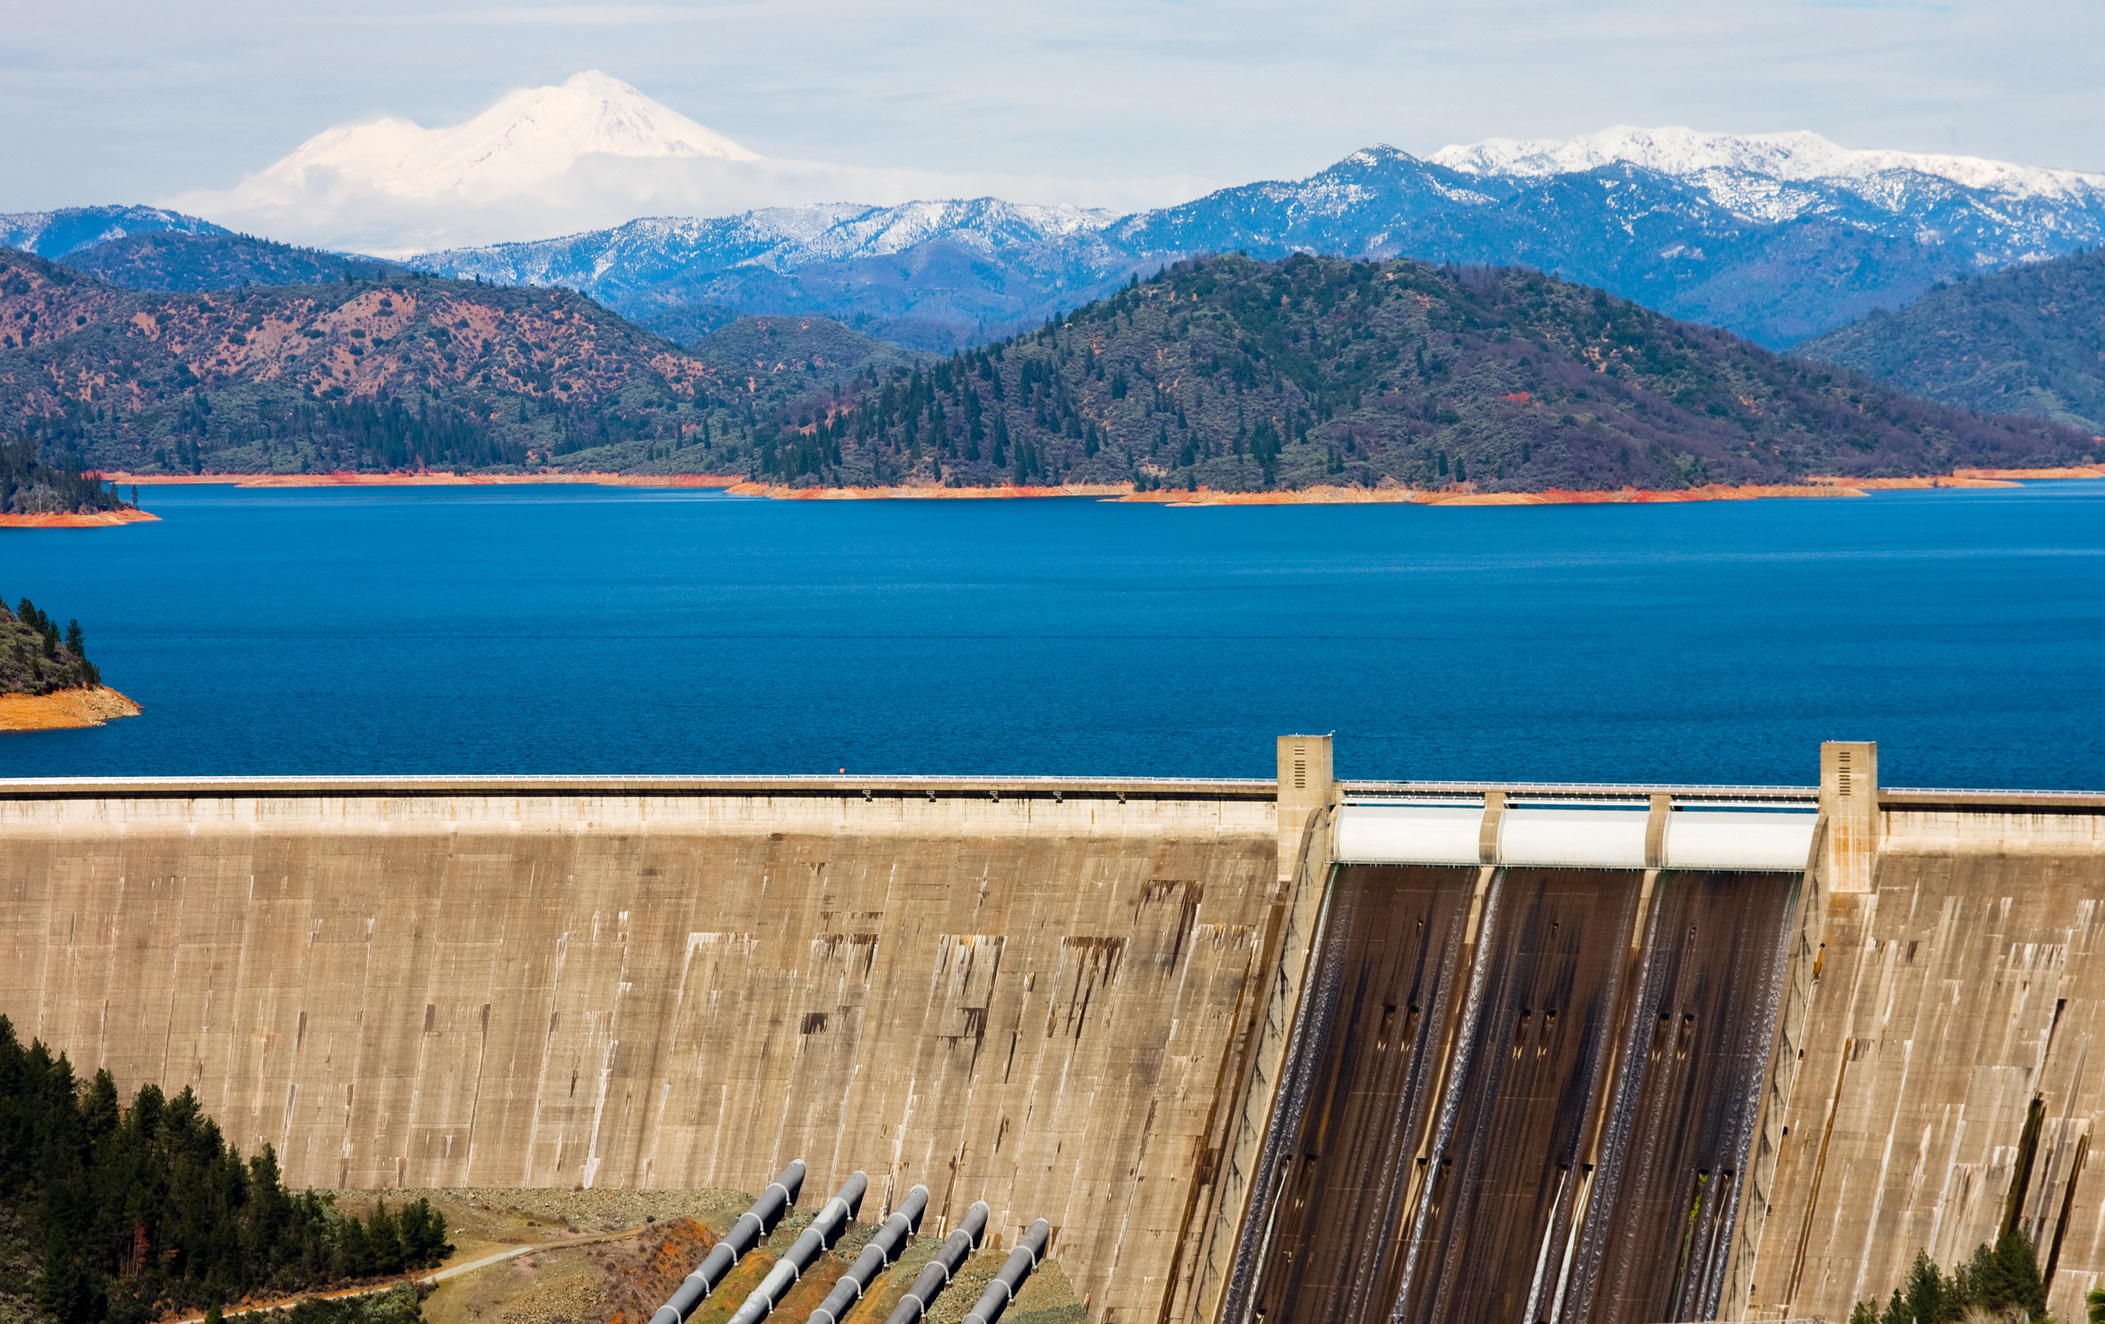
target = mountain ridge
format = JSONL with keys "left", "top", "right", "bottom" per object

{"left": 18, "top": 111, "right": 2105, "bottom": 357}
{"left": 0, "top": 205, "right": 230, "bottom": 259}
{"left": 0, "top": 246, "right": 819, "bottom": 478}
{"left": 5, "top": 246, "right": 2090, "bottom": 494}
{"left": 711, "top": 252, "right": 2091, "bottom": 494}
{"left": 1795, "top": 247, "right": 2105, "bottom": 433}
{"left": 409, "top": 141, "right": 2082, "bottom": 350}
{"left": 1430, "top": 125, "right": 2105, "bottom": 201}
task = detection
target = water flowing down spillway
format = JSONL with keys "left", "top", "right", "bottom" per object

{"left": 1242, "top": 865, "right": 1479, "bottom": 1324}
{"left": 1567, "top": 870, "right": 1797, "bottom": 1323}
{"left": 1234, "top": 861, "right": 1798, "bottom": 1324}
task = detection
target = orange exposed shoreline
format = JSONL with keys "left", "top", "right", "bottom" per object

{"left": 0, "top": 686, "right": 142, "bottom": 732}
{"left": 1121, "top": 482, "right": 1871, "bottom": 506}
{"left": 97, "top": 471, "right": 742, "bottom": 489}
{"left": 0, "top": 508, "right": 160, "bottom": 528}
{"left": 1954, "top": 465, "right": 2105, "bottom": 480}
{"left": 90, "top": 465, "right": 2104, "bottom": 507}
{"left": 721, "top": 480, "right": 1131, "bottom": 500}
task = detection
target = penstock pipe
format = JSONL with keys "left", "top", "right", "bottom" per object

{"left": 650, "top": 1160, "right": 807, "bottom": 1324}
{"left": 807, "top": 1185, "right": 928, "bottom": 1324}
{"left": 728, "top": 1171, "right": 871, "bottom": 1324}
{"left": 960, "top": 1220, "right": 1050, "bottom": 1324}
{"left": 881, "top": 1201, "right": 989, "bottom": 1324}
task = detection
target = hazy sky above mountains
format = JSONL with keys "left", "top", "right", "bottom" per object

{"left": 6, "top": 0, "right": 2102, "bottom": 212}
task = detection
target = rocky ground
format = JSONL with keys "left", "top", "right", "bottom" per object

{"left": 326, "top": 1190, "right": 1086, "bottom": 1324}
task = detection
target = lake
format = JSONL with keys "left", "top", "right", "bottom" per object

{"left": 4, "top": 481, "right": 2103, "bottom": 788}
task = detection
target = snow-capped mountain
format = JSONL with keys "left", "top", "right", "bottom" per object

{"left": 1430, "top": 126, "right": 2105, "bottom": 261}
{"left": 421, "top": 197, "right": 1118, "bottom": 286}
{"left": 33, "top": 93, "right": 2104, "bottom": 353}
{"left": 405, "top": 129, "right": 2105, "bottom": 350}
{"left": 164, "top": 72, "right": 1187, "bottom": 257}
{"left": 1433, "top": 125, "right": 2105, "bottom": 199}
{"left": 249, "top": 71, "right": 757, "bottom": 203}
{"left": 0, "top": 205, "right": 227, "bottom": 259}
{"left": 415, "top": 197, "right": 1137, "bottom": 349}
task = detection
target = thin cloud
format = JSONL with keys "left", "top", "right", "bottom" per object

{"left": 4, "top": 0, "right": 2102, "bottom": 212}
{"left": 164, "top": 74, "right": 1215, "bottom": 254}
{"left": 414, "top": 5, "right": 742, "bottom": 26}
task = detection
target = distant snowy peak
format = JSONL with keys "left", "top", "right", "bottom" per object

{"left": 416, "top": 196, "right": 1123, "bottom": 290}
{"left": 254, "top": 71, "right": 758, "bottom": 201}
{"left": 1432, "top": 126, "right": 2105, "bottom": 201}
{"left": 0, "top": 205, "right": 229, "bottom": 259}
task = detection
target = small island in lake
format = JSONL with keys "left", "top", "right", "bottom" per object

{"left": 0, "top": 597, "right": 139, "bottom": 731}
{"left": 1, "top": 436, "right": 155, "bottom": 527}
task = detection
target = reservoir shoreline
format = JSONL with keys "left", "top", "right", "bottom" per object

{"left": 86, "top": 465, "right": 2102, "bottom": 506}
{"left": 0, "top": 508, "right": 159, "bottom": 529}
{"left": 0, "top": 685, "right": 141, "bottom": 732}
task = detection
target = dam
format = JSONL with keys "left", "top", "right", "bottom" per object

{"left": 1, "top": 740, "right": 2099, "bottom": 1323}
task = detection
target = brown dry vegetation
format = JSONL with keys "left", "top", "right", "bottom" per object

{"left": 379, "top": 1190, "right": 1081, "bottom": 1324}
{"left": 0, "top": 257, "right": 712, "bottom": 415}
{"left": 0, "top": 250, "right": 765, "bottom": 475}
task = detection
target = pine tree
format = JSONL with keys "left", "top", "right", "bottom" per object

{"left": 1901, "top": 1249, "right": 1948, "bottom": 1323}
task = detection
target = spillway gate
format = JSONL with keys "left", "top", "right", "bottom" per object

{"left": 1220, "top": 790, "right": 1816, "bottom": 1324}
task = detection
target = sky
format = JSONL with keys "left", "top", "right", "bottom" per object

{"left": 6, "top": 0, "right": 2104, "bottom": 216}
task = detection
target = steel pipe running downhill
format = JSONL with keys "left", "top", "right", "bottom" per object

{"left": 960, "top": 1220, "right": 1050, "bottom": 1324}
{"left": 650, "top": 1161, "right": 808, "bottom": 1324}
{"left": 728, "top": 1171, "right": 871, "bottom": 1324}
{"left": 881, "top": 1201, "right": 990, "bottom": 1324}
{"left": 806, "top": 1185, "right": 930, "bottom": 1324}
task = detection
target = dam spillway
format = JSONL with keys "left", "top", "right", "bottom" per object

{"left": 1221, "top": 797, "right": 1809, "bottom": 1324}
{"left": 1, "top": 743, "right": 2101, "bottom": 1323}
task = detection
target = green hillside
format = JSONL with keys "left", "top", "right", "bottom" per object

{"left": 54, "top": 232, "right": 391, "bottom": 292}
{"left": 759, "top": 253, "right": 2091, "bottom": 492}
{"left": 690, "top": 315, "right": 921, "bottom": 386}
{"left": 0, "top": 249, "right": 883, "bottom": 478}
{"left": 1, "top": 437, "right": 135, "bottom": 516}
{"left": 1796, "top": 248, "right": 2105, "bottom": 434}
{"left": 0, "top": 596, "right": 99, "bottom": 695}
{"left": 3, "top": 246, "right": 2091, "bottom": 490}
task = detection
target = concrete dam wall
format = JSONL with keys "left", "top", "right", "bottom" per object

{"left": 3, "top": 740, "right": 2102, "bottom": 1324}
{"left": 0, "top": 773, "right": 1309, "bottom": 1324}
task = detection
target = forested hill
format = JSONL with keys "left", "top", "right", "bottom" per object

{"left": 0, "top": 248, "right": 860, "bottom": 477}
{"left": 3, "top": 244, "right": 2091, "bottom": 489}
{"left": 2, "top": 437, "right": 136, "bottom": 516}
{"left": 1796, "top": 248, "right": 2105, "bottom": 434}
{"left": 754, "top": 253, "right": 2095, "bottom": 492}
{"left": 1, "top": 596, "right": 102, "bottom": 695}
{"left": 55, "top": 232, "right": 392, "bottom": 293}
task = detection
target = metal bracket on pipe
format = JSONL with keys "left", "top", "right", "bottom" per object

{"left": 1478, "top": 791, "right": 1506, "bottom": 866}
{"left": 1645, "top": 793, "right": 1671, "bottom": 869}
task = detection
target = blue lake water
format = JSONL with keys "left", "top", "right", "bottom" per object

{"left": 4, "top": 481, "right": 2103, "bottom": 788}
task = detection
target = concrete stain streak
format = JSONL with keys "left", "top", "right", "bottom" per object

{"left": 7, "top": 788, "right": 1279, "bottom": 1322}
{"left": 14, "top": 758, "right": 2105, "bottom": 1324}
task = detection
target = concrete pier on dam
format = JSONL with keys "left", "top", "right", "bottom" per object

{"left": 1, "top": 739, "right": 2101, "bottom": 1324}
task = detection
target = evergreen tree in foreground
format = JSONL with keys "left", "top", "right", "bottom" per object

{"left": 1, "top": 598, "right": 100, "bottom": 694}
{"left": 0, "top": 1017, "right": 450, "bottom": 1324}
{"left": 1849, "top": 1229, "right": 2052, "bottom": 1323}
